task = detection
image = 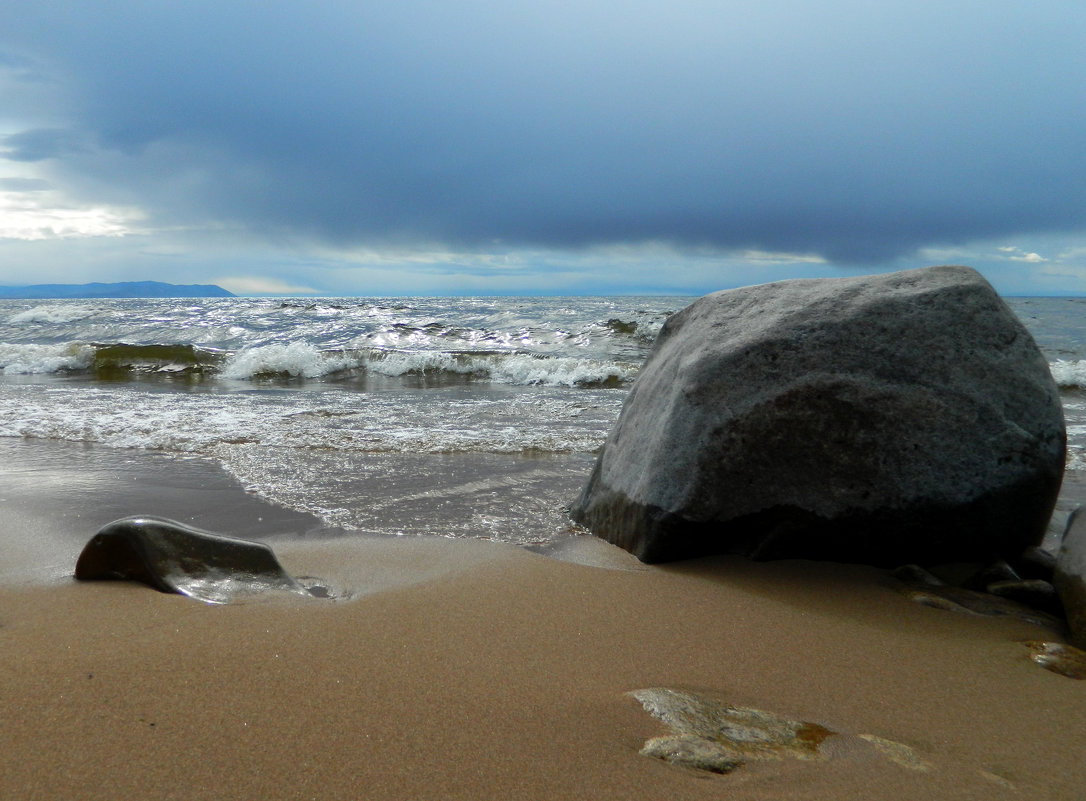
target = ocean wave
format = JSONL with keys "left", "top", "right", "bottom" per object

{"left": 0, "top": 341, "right": 230, "bottom": 377}
{"left": 92, "top": 343, "right": 226, "bottom": 375}
{"left": 0, "top": 383, "right": 618, "bottom": 456}
{"left": 221, "top": 342, "right": 356, "bottom": 379}
{"left": 1050, "top": 359, "right": 1086, "bottom": 389}
{"left": 8, "top": 304, "right": 98, "bottom": 324}
{"left": 360, "top": 349, "right": 636, "bottom": 387}
{"left": 1, "top": 338, "right": 639, "bottom": 388}
{"left": 0, "top": 342, "right": 95, "bottom": 373}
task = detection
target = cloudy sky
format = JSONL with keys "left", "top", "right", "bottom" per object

{"left": 1, "top": 1, "right": 1083, "bottom": 296}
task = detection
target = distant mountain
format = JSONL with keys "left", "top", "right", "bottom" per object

{"left": 0, "top": 281, "right": 235, "bottom": 299}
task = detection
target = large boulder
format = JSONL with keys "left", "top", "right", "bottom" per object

{"left": 570, "top": 266, "right": 1065, "bottom": 566}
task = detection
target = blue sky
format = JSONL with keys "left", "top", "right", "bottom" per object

{"left": 1, "top": 1, "right": 1084, "bottom": 296}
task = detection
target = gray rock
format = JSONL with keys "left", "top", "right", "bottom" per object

{"left": 571, "top": 266, "right": 1065, "bottom": 566}
{"left": 75, "top": 516, "right": 311, "bottom": 604}
{"left": 961, "top": 560, "right": 1020, "bottom": 592}
{"left": 897, "top": 583, "right": 1062, "bottom": 629}
{"left": 1012, "top": 545, "right": 1058, "bottom": 582}
{"left": 986, "top": 578, "right": 1064, "bottom": 617}
{"left": 1055, "top": 509, "right": 1086, "bottom": 647}
{"left": 890, "top": 564, "right": 945, "bottom": 587}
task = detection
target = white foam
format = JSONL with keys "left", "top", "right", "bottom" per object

{"left": 0, "top": 343, "right": 95, "bottom": 374}
{"left": 222, "top": 342, "right": 358, "bottom": 379}
{"left": 0, "top": 382, "right": 620, "bottom": 455}
{"left": 362, "top": 349, "right": 467, "bottom": 378}
{"left": 486, "top": 353, "right": 637, "bottom": 387}
{"left": 1050, "top": 359, "right": 1086, "bottom": 388}
{"left": 9, "top": 304, "right": 98, "bottom": 324}
{"left": 361, "top": 349, "right": 637, "bottom": 387}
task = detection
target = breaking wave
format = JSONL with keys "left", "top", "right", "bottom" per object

{"left": 0, "top": 340, "right": 638, "bottom": 388}
{"left": 1050, "top": 359, "right": 1086, "bottom": 389}
{"left": 8, "top": 304, "right": 98, "bottom": 325}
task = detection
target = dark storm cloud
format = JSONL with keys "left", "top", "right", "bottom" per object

{"left": 3, "top": 1, "right": 1084, "bottom": 264}
{"left": 1, "top": 128, "right": 88, "bottom": 162}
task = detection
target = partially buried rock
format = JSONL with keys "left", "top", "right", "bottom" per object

{"left": 630, "top": 688, "right": 833, "bottom": 773}
{"left": 571, "top": 266, "right": 1065, "bottom": 566}
{"left": 1025, "top": 641, "right": 1086, "bottom": 679}
{"left": 629, "top": 688, "right": 934, "bottom": 776}
{"left": 986, "top": 579, "right": 1064, "bottom": 617}
{"left": 1055, "top": 508, "right": 1086, "bottom": 647}
{"left": 75, "top": 515, "right": 311, "bottom": 604}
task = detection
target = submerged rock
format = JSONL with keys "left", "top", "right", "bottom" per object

{"left": 572, "top": 266, "right": 1065, "bottom": 566}
{"left": 75, "top": 516, "right": 311, "bottom": 604}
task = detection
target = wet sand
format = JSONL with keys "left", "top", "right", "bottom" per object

{"left": 2, "top": 440, "right": 1085, "bottom": 800}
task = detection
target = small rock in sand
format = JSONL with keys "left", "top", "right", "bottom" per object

{"left": 75, "top": 515, "right": 314, "bottom": 604}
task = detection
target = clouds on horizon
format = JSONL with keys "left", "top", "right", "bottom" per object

{"left": 1, "top": 1, "right": 1084, "bottom": 293}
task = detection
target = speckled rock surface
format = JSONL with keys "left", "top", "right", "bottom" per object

{"left": 572, "top": 266, "right": 1065, "bottom": 566}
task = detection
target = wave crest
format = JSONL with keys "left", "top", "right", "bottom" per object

{"left": 9, "top": 304, "right": 98, "bottom": 325}
{"left": 222, "top": 343, "right": 356, "bottom": 379}
{"left": 1050, "top": 359, "right": 1086, "bottom": 388}
{"left": 0, "top": 343, "right": 95, "bottom": 373}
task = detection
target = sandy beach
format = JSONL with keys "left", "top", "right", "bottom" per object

{"left": 2, "top": 440, "right": 1084, "bottom": 800}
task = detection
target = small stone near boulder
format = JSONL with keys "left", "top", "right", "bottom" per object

{"left": 960, "top": 560, "right": 1020, "bottom": 592}
{"left": 75, "top": 516, "right": 311, "bottom": 604}
{"left": 1055, "top": 508, "right": 1086, "bottom": 647}
{"left": 986, "top": 579, "right": 1064, "bottom": 617}
{"left": 1013, "top": 545, "right": 1058, "bottom": 582}
{"left": 1025, "top": 641, "right": 1086, "bottom": 680}
{"left": 572, "top": 266, "right": 1065, "bottom": 566}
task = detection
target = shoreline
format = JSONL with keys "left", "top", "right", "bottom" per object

{"left": 0, "top": 437, "right": 329, "bottom": 586}
{"left": 2, "top": 438, "right": 1085, "bottom": 799}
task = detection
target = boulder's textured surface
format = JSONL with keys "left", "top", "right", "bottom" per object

{"left": 1055, "top": 509, "right": 1086, "bottom": 647}
{"left": 75, "top": 516, "right": 309, "bottom": 604}
{"left": 571, "top": 266, "right": 1065, "bottom": 566}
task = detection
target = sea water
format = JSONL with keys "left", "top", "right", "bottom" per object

{"left": 0, "top": 295, "right": 1083, "bottom": 545}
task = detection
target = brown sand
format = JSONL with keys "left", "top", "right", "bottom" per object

{"left": 2, "top": 441, "right": 1085, "bottom": 800}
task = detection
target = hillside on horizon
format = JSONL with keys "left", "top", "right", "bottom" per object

{"left": 0, "top": 281, "right": 235, "bottom": 299}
